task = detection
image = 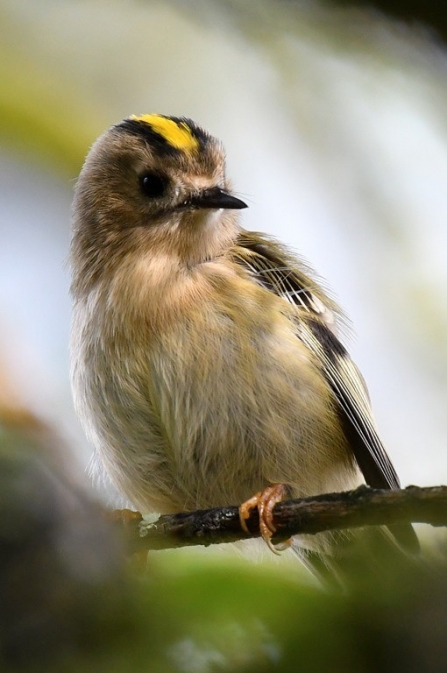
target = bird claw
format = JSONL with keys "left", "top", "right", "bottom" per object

{"left": 239, "top": 484, "right": 291, "bottom": 555}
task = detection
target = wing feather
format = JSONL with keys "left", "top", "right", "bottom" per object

{"left": 229, "top": 230, "right": 418, "bottom": 551}
{"left": 230, "top": 231, "right": 399, "bottom": 490}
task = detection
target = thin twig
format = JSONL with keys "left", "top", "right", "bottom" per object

{"left": 108, "top": 485, "right": 447, "bottom": 553}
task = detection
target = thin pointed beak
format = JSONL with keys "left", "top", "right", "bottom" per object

{"left": 188, "top": 187, "right": 248, "bottom": 210}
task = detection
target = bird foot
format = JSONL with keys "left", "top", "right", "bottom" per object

{"left": 239, "top": 484, "right": 291, "bottom": 555}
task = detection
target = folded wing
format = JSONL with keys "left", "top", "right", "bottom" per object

{"left": 231, "top": 231, "right": 418, "bottom": 551}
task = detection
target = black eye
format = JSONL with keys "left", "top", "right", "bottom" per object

{"left": 139, "top": 173, "right": 166, "bottom": 198}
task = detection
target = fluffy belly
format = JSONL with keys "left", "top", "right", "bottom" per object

{"left": 72, "top": 309, "right": 358, "bottom": 515}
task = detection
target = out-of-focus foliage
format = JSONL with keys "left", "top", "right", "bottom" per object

{"left": 333, "top": 0, "right": 447, "bottom": 44}
{"left": 0, "top": 17, "right": 105, "bottom": 175}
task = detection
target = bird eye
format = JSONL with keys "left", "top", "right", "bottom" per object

{"left": 139, "top": 173, "right": 166, "bottom": 198}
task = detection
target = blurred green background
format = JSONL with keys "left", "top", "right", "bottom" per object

{"left": 1, "top": 1, "right": 447, "bottom": 670}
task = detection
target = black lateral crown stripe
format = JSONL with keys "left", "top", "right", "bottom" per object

{"left": 115, "top": 119, "right": 179, "bottom": 155}
{"left": 115, "top": 117, "right": 210, "bottom": 154}
{"left": 166, "top": 116, "right": 211, "bottom": 146}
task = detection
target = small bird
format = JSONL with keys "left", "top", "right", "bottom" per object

{"left": 70, "top": 114, "right": 417, "bottom": 569}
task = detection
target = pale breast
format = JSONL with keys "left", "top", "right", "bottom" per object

{"left": 71, "top": 262, "right": 359, "bottom": 514}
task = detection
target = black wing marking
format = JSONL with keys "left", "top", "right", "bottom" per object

{"left": 299, "top": 318, "right": 400, "bottom": 489}
{"left": 232, "top": 233, "right": 338, "bottom": 324}
{"left": 231, "top": 233, "right": 419, "bottom": 550}
{"left": 231, "top": 232, "right": 399, "bottom": 491}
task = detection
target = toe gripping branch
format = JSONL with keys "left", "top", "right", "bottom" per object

{"left": 239, "top": 484, "right": 292, "bottom": 554}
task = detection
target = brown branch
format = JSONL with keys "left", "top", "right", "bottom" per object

{"left": 108, "top": 485, "right": 447, "bottom": 553}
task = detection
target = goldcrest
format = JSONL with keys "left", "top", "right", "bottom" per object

{"left": 70, "top": 114, "right": 417, "bottom": 565}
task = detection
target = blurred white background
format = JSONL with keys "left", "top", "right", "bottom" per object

{"left": 1, "top": 0, "right": 446, "bottom": 496}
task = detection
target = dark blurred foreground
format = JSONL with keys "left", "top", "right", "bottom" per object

{"left": 1, "top": 416, "right": 446, "bottom": 673}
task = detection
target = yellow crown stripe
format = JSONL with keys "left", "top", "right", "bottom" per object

{"left": 131, "top": 114, "right": 199, "bottom": 152}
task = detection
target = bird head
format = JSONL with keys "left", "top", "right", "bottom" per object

{"left": 71, "top": 114, "right": 247, "bottom": 289}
